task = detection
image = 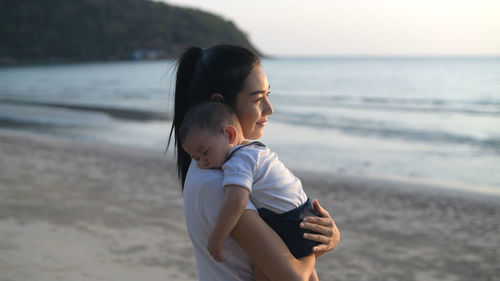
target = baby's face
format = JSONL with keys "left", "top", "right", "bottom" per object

{"left": 182, "top": 128, "right": 232, "bottom": 169}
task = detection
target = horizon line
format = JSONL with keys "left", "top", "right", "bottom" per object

{"left": 263, "top": 54, "right": 500, "bottom": 59}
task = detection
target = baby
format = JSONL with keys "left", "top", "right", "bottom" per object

{"left": 180, "top": 101, "right": 320, "bottom": 278}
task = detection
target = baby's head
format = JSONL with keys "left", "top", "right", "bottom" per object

{"left": 180, "top": 101, "right": 244, "bottom": 169}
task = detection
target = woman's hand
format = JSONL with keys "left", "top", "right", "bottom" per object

{"left": 300, "top": 199, "right": 340, "bottom": 257}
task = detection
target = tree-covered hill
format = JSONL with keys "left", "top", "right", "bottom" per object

{"left": 0, "top": 0, "right": 260, "bottom": 62}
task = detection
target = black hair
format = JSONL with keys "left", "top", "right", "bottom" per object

{"left": 167, "top": 44, "right": 260, "bottom": 188}
{"left": 179, "top": 101, "right": 239, "bottom": 144}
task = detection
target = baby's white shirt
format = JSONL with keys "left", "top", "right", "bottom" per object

{"left": 222, "top": 143, "right": 307, "bottom": 214}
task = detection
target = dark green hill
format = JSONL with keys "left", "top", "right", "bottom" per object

{"left": 0, "top": 0, "right": 260, "bottom": 62}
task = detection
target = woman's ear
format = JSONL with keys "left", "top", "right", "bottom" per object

{"left": 222, "top": 126, "right": 238, "bottom": 144}
{"left": 211, "top": 93, "right": 225, "bottom": 102}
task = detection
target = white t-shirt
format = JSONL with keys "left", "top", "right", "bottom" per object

{"left": 183, "top": 161, "right": 256, "bottom": 281}
{"left": 222, "top": 143, "right": 308, "bottom": 214}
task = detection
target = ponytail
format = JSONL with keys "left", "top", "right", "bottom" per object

{"left": 167, "top": 45, "right": 260, "bottom": 189}
{"left": 167, "top": 47, "right": 203, "bottom": 186}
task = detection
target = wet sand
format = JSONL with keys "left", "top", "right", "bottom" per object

{"left": 0, "top": 129, "right": 498, "bottom": 281}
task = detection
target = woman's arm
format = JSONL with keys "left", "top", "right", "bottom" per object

{"left": 208, "top": 185, "right": 250, "bottom": 262}
{"left": 230, "top": 210, "right": 315, "bottom": 281}
{"left": 300, "top": 199, "right": 340, "bottom": 257}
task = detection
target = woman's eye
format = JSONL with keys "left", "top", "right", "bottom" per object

{"left": 203, "top": 150, "right": 209, "bottom": 155}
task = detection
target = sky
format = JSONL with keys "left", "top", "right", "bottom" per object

{"left": 164, "top": 0, "right": 500, "bottom": 56}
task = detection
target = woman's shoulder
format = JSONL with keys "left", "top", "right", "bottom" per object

{"left": 185, "top": 161, "right": 224, "bottom": 190}
{"left": 184, "top": 161, "right": 225, "bottom": 216}
{"left": 184, "top": 161, "right": 257, "bottom": 212}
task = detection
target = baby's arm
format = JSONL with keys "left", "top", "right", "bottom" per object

{"left": 207, "top": 184, "right": 250, "bottom": 262}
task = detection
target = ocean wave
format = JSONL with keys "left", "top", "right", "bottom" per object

{"left": 0, "top": 118, "right": 58, "bottom": 128}
{"left": 273, "top": 112, "right": 500, "bottom": 152}
{"left": 0, "top": 100, "right": 170, "bottom": 122}
{"left": 274, "top": 95, "right": 500, "bottom": 116}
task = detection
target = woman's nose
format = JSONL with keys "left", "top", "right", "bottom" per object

{"left": 263, "top": 98, "right": 274, "bottom": 116}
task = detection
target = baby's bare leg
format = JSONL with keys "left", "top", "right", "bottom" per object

{"left": 253, "top": 252, "right": 316, "bottom": 280}
{"left": 309, "top": 269, "right": 319, "bottom": 281}
{"left": 299, "top": 254, "right": 318, "bottom": 281}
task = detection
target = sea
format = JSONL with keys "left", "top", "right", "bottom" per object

{"left": 1, "top": 57, "right": 499, "bottom": 195}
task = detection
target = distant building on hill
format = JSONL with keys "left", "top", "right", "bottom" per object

{"left": 131, "top": 49, "right": 170, "bottom": 60}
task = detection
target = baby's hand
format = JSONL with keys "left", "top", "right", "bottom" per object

{"left": 207, "top": 236, "right": 226, "bottom": 262}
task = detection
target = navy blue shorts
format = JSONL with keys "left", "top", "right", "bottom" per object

{"left": 258, "top": 198, "right": 320, "bottom": 259}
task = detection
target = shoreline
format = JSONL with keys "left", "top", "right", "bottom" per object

{"left": 1, "top": 129, "right": 498, "bottom": 280}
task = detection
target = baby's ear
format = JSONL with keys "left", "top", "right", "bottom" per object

{"left": 223, "top": 126, "right": 237, "bottom": 144}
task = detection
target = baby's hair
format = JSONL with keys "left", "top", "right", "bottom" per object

{"left": 179, "top": 101, "right": 240, "bottom": 143}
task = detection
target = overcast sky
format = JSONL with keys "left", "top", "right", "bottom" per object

{"left": 164, "top": 0, "right": 500, "bottom": 56}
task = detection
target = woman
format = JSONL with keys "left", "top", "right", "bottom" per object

{"left": 168, "top": 45, "right": 340, "bottom": 281}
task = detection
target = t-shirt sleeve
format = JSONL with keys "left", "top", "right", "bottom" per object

{"left": 222, "top": 148, "right": 258, "bottom": 193}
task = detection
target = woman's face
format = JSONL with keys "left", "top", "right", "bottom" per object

{"left": 234, "top": 65, "right": 274, "bottom": 140}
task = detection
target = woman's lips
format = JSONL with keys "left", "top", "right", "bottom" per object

{"left": 256, "top": 120, "right": 267, "bottom": 127}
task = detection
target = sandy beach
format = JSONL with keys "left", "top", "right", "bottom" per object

{"left": 1, "top": 129, "right": 498, "bottom": 281}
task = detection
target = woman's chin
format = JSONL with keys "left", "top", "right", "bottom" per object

{"left": 246, "top": 130, "right": 263, "bottom": 140}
